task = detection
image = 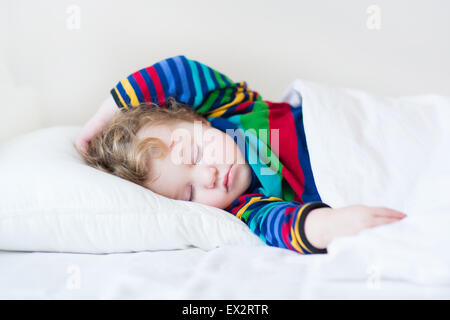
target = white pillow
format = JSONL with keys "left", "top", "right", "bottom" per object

{"left": 0, "top": 126, "right": 263, "bottom": 253}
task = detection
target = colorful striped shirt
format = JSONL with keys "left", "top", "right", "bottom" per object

{"left": 110, "top": 55, "right": 330, "bottom": 254}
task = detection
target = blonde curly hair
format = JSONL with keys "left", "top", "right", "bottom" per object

{"left": 80, "top": 98, "right": 208, "bottom": 188}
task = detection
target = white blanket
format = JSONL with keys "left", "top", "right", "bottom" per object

{"left": 282, "top": 79, "right": 450, "bottom": 286}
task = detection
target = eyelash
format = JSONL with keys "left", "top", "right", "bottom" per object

{"left": 189, "top": 145, "right": 201, "bottom": 201}
{"left": 193, "top": 145, "right": 202, "bottom": 165}
{"left": 189, "top": 185, "right": 194, "bottom": 201}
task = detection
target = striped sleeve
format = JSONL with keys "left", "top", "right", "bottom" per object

{"left": 226, "top": 194, "right": 330, "bottom": 254}
{"left": 110, "top": 55, "right": 259, "bottom": 117}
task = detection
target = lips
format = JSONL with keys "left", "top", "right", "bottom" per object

{"left": 222, "top": 165, "right": 233, "bottom": 192}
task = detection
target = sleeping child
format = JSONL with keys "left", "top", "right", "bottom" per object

{"left": 75, "top": 55, "right": 407, "bottom": 254}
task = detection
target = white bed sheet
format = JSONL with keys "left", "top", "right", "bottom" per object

{"left": 1, "top": 246, "right": 449, "bottom": 299}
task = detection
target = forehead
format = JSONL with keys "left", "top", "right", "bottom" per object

{"left": 136, "top": 123, "right": 173, "bottom": 144}
{"left": 137, "top": 120, "right": 218, "bottom": 144}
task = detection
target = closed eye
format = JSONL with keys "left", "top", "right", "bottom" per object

{"left": 189, "top": 184, "right": 195, "bottom": 201}
{"left": 192, "top": 144, "right": 202, "bottom": 165}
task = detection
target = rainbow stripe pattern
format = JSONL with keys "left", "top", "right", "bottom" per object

{"left": 111, "top": 55, "right": 329, "bottom": 254}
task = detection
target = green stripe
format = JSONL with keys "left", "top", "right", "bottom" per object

{"left": 282, "top": 181, "right": 294, "bottom": 202}
{"left": 197, "top": 90, "right": 220, "bottom": 115}
{"left": 219, "top": 87, "right": 233, "bottom": 105}
{"left": 213, "top": 69, "right": 226, "bottom": 88}
{"left": 241, "top": 208, "right": 254, "bottom": 223}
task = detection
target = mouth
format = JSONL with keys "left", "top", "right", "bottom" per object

{"left": 222, "top": 165, "right": 233, "bottom": 192}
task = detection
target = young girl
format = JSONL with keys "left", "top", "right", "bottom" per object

{"left": 75, "top": 55, "right": 406, "bottom": 255}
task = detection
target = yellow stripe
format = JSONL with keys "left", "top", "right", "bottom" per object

{"left": 114, "top": 88, "right": 129, "bottom": 110}
{"left": 291, "top": 204, "right": 312, "bottom": 254}
{"left": 206, "top": 87, "right": 246, "bottom": 118}
{"left": 235, "top": 196, "right": 283, "bottom": 219}
{"left": 120, "top": 79, "right": 140, "bottom": 107}
{"left": 235, "top": 196, "right": 262, "bottom": 219}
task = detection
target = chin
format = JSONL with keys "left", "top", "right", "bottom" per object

{"left": 219, "top": 198, "right": 233, "bottom": 210}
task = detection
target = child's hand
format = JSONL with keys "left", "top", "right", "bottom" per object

{"left": 304, "top": 205, "right": 407, "bottom": 250}
{"left": 75, "top": 96, "right": 119, "bottom": 154}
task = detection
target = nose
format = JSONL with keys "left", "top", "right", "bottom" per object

{"left": 199, "top": 166, "right": 218, "bottom": 189}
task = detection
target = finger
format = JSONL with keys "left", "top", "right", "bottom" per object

{"left": 373, "top": 207, "right": 407, "bottom": 218}
{"left": 75, "top": 140, "right": 88, "bottom": 154}
{"left": 369, "top": 216, "right": 404, "bottom": 228}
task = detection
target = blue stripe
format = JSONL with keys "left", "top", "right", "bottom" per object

{"left": 140, "top": 68, "right": 158, "bottom": 104}
{"left": 219, "top": 72, "right": 232, "bottom": 87}
{"left": 179, "top": 56, "right": 197, "bottom": 106}
{"left": 127, "top": 74, "right": 144, "bottom": 103}
{"left": 173, "top": 56, "right": 193, "bottom": 105}
{"left": 207, "top": 66, "right": 220, "bottom": 89}
{"left": 272, "top": 206, "right": 284, "bottom": 247}
{"left": 293, "top": 106, "right": 321, "bottom": 203}
{"left": 260, "top": 202, "right": 279, "bottom": 245}
{"left": 116, "top": 82, "right": 130, "bottom": 105}
{"left": 159, "top": 59, "right": 176, "bottom": 97}
{"left": 167, "top": 57, "right": 184, "bottom": 102}
{"left": 265, "top": 205, "right": 278, "bottom": 246}
{"left": 153, "top": 63, "right": 169, "bottom": 102}
{"left": 209, "top": 88, "right": 226, "bottom": 111}
{"left": 257, "top": 207, "right": 269, "bottom": 239}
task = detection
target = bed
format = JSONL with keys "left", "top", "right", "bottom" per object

{"left": 1, "top": 79, "right": 449, "bottom": 299}
{"left": 2, "top": 0, "right": 450, "bottom": 300}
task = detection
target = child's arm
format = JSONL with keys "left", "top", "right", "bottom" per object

{"left": 305, "top": 205, "right": 407, "bottom": 250}
{"left": 75, "top": 95, "right": 118, "bottom": 154}
{"left": 109, "top": 55, "right": 259, "bottom": 117}
{"left": 230, "top": 194, "right": 406, "bottom": 254}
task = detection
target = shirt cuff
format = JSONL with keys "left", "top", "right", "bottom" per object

{"left": 110, "top": 88, "right": 128, "bottom": 110}
{"left": 298, "top": 202, "right": 331, "bottom": 254}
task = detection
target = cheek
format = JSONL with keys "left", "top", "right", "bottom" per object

{"left": 196, "top": 189, "right": 231, "bottom": 209}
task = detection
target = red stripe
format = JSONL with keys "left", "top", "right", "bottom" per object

{"left": 230, "top": 193, "right": 263, "bottom": 216}
{"left": 231, "top": 194, "right": 250, "bottom": 216}
{"left": 145, "top": 66, "right": 165, "bottom": 105}
{"left": 132, "top": 71, "right": 151, "bottom": 102}
{"left": 235, "top": 101, "right": 253, "bottom": 113}
{"left": 268, "top": 102, "right": 305, "bottom": 203}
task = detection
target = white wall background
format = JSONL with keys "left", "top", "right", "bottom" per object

{"left": 1, "top": 0, "right": 449, "bottom": 141}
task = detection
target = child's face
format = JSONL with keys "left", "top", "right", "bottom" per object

{"left": 137, "top": 120, "right": 252, "bottom": 209}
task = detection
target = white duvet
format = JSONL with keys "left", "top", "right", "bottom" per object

{"left": 282, "top": 79, "right": 450, "bottom": 286}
